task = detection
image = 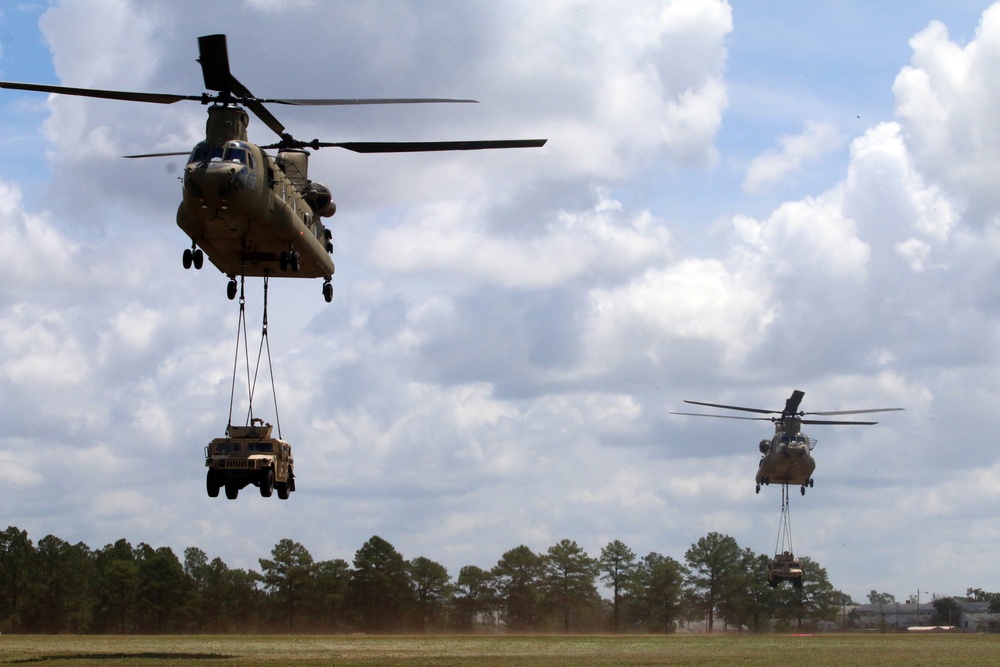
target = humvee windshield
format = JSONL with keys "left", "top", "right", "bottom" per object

{"left": 214, "top": 441, "right": 242, "bottom": 454}
{"left": 248, "top": 442, "right": 274, "bottom": 453}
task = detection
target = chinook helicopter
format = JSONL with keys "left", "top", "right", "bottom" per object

{"left": 673, "top": 390, "right": 902, "bottom": 495}
{"left": 0, "top": 34, "right": 546, "bottom": 302}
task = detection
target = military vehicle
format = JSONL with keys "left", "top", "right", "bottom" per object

{"left": 0, "top": 34, "right": 546, "bottom": 302}
{"left": 673, "top": 390, "right": 902, "bottom": 495}
{"left": 768, "top": 551, "right": 803, "bottom": 588}
{"left": 205, "top": 419, "right": 294, "bottom": 500}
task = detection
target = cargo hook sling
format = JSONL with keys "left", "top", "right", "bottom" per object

{"left": 774, "top": 484, "right": 794, "bottom": 557}
{"left": 228, "top": 275, "right": 282, "bottom": 438}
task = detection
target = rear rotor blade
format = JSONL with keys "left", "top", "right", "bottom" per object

{"left": 243, "top": 96, "right": 286, "bottom": 137}
{"left": 269, "top": 97, "right": 479, "bottom": 106}
{"left": 682, "top": 399, "right": 778, "bottom": 415}
{"left": 0, "top": 81, "right": 195, "bottom": 105}
{"left": 783, "top": 390, "right": 805, "bottom": 416}
{"left": 670, "top": 412, "right": 774, "bottom": 422}
{"left": 198, "top": 34, "right": 232, "bottom": 93}
{"left": 806, "top": 408, "right": 904, "bottom": 416}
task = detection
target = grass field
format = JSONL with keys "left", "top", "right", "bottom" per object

{"left": 1, "top": 633, "right": 997, "bottom": 666}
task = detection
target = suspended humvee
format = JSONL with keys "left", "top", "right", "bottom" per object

{"left": 768, "top": 551, "right": 803, "bottom": 588}
{"left": 205, "top": 419, "right": 295, "bottom": 500}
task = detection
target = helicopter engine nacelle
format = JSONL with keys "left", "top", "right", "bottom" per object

{"left": 304, "top": 183, "right": 336, "bottom": 218}
{"left": 759, "top": 439, "right": 771, "bottom": 454}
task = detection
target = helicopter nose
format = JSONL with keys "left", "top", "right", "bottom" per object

{"left": 186, "top": 163, "right": 247, "bottom": 200}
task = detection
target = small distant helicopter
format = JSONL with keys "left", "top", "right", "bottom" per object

{"left": 673, "top": 390, "right": 903, "bottom": 495}
{"left": 0, "top": 35, "right": 546, "bottom": 302}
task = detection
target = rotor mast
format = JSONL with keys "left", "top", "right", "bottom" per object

{"left": 206, "top": 105, "right": 250, "bottom": 144}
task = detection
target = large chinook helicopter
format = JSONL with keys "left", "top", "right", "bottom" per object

{"left": 673, "top": 390, "right": 903, "bottom": 495}
{"left": 0, "top": 35, "right": 546, "bottom": 302}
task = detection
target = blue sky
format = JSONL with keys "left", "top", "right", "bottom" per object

{"left": 2, "top": 0, "right": 1000, "bottom": 606}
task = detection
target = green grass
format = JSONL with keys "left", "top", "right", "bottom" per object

{"left": 1, "top": 634, "right": 998, "bottom": 666}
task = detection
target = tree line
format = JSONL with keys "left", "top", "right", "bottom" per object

{"left": 0, "top": 526, "right": 850, "bottom": 634}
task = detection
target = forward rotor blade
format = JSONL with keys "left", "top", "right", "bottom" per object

{"left": 123, "top": 151, "right": 190, "bottom": 159}
{"left": 806, "top": 408, "right": 904, "bottom": 416}
{"left": 670, "top": 412, "right": 774, "bottom": 422}
{"left": 332, "top": 139, "right": 547, "bottom": 153}
{"left": 198, "top": 34, "right": 232, "bottom": 93}
{"left": 268, "top": 97, "right": 479, "bottom": 106}
{"left": 0, "top": 81, "right": 196, "bottom": 105}
{"left": 800, "top": 418, "right": 879, "bottom": 425}
{"left": 262, "top": 139, "right": 547, "bottom": 152}
{"left": 682, "top": 399, "right": 778, "bottom": 415}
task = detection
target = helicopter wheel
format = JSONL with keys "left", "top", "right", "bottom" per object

{"left": 227, "top": 279, "right": 237, "bottom": 300}
{"left": 182, "top": 248, "right": 193, "bottom": 269}
{"left": 755, "top": 484, "right": 760, "bottom": 494}
{"left": 809, "top": 478, "right": 814, "bottom": 488}
{"left": 193, "top": 247, "right": 204, "bottom": 270}
{"left": 279, "top": 251, "right": 289, "bottom": 271}
{"left": 323, "top": 281, "right": 333, "bottom": 303}
{"left": 290, "top": 251, "right": 300, "bottom": 272}
{"left": 800, "top": 485, "right": 806, "bottom": 496}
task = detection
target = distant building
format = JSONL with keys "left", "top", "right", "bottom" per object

{"left": 852, "top": 601, "right": 935, "bottom": 630}
{"left": 956, "top": 601, "right": 1000, "bottom": 633}
{"left": 852, "top": 599, "right": 1000, "bottom": 633}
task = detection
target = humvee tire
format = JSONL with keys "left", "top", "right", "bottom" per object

{"left": 260, "top": 469, "right": 274, "bottom": 497}
{"left": 207, "top": 472, "right": 221, "bottom": 498}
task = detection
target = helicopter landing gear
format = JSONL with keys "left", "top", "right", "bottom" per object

{"left": 183, "top": 246, "right": 204, "bottom": 270}
{"left": 279, "top": 250, "right": 300, "bottom": 272}
{"left": 755, "top": 483, "right": 761, "bottom": 494}
{"left": 322, "top": 280, "right": 333, "bottom": 303}
{"left": 227, "top": 278, "right": 238, "bottom": 300}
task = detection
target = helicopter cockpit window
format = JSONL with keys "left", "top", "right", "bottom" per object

{"left": 219, "top": 142, "right": 255, "bottom": 169}
{"left": 189, "top": 142, "right": 224, "bottom": 164}
{"left": 224, "top": 147, "right": 247, "bottom": 164}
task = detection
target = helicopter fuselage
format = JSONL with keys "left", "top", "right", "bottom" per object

{"left": 755, "top": 429, "right": 816, "bottom": 488}
{"left": 176, "top": 105, "right": 335, "bottom": 292}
